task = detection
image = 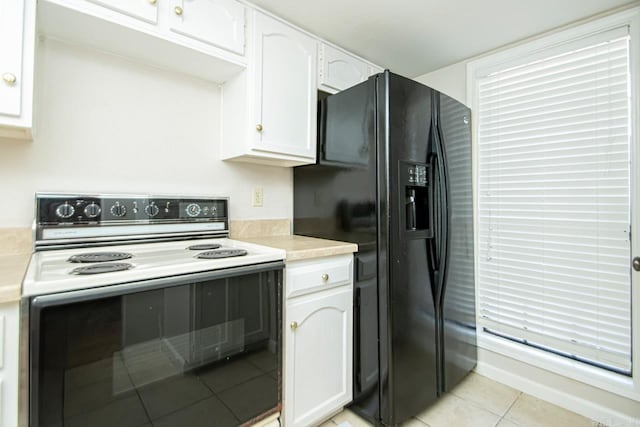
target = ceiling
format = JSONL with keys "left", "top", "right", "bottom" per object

{"left": 247, "top": 0, "right": 637, "bottom": 77}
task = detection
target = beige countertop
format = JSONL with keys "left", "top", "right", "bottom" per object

{"left": 239, "top": 235, "right": 358, "bottom": 261}
{"left": 0, "top": 228, "right": 32, "bottom": 304}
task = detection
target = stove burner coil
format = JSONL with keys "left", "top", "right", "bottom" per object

{"left": 71, "top": 263, "right": 133, "bottom": 275}
{"left": 68, "top": 252, "right": 133, "bottom": 263}
{"left": 187, "top": 243, "right": 222, "bottom": 250}
{"left": 196, "top": 249, "right": 248, "bottom": 259}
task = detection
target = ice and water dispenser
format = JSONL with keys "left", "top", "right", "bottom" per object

{"left": 399, "top": 161, "right": 431, "bottom": 235}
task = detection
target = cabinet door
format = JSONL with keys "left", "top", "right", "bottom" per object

{"left": 85, "top": 0, "right": 159, "bottom": 24}
{"left": 169, "top": 0, "right": 245, "bottom": 55}
{"left": 285, "top": 288, "right": 353, "bottom": 427}
{"left": 0, "top": 303, "right": 19, "bottom": 427}
{"left": 253, "top": 12, "right": 317, "bottom": 159}
{"left": 369, "top": 64, "right": 384, "bottom": 76}
{"left": 318, "top": 43, "right": 368, "bottom": 93}
{"left": 0, "top": 0, "right": 25, "bottom": 117}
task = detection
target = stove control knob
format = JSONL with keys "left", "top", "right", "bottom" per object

{"left": 185, "top": 203, "right": 201, "bottom": 217}
{"left": 55, "top": 202, "right": 75, "bottom": 219}
{"left": 110, "top": 202, "right": 127, "bottom": 217}
{"left": 84, "top": 202, "right": 102, "bottom": 218}
{"left": 145, "top": 203, "right": 159, "bottom": 217}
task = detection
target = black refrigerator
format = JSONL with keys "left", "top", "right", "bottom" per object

{"left": 293, "top": 71, "right": 477, "bottom": 426}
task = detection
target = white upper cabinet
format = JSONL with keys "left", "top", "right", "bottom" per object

{"left": 0, "top": 0, "right": 25, "bottom": 118}
{"left": 37, "top": 0, "right": 247, "bottom": 83}
{"left": 252, "top": 12, "right": 316, "bottom": 159}
{"left": 85, "top": 0, "right": 158, "bottom": 24}
{"left": 168, "top": 0, "right": 245, "bottom": 55}
{"left": 318, "top": 43, "right": 368, "bottom": 93}
{"left": 220, "top": 10, "right": 317, "bottom": 167}
{"left": 318, "top": 43, "right": 383, "bottom": 94}
{"left": 0, "top": 0, "right": 35, "bottom": 139}
{"left": 369, "top": 64, "right": 384, "bottom": 75}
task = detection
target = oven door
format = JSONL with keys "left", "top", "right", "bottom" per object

{"left": 28, "top": 261, "right": 283, "bottom": 427}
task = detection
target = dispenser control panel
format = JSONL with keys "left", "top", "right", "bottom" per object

{"left": 405, "top": 164, "right": 428, "bottom": 186}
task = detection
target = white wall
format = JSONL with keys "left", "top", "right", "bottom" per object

{"left": 414, "top": 61, "right": 467, "bottom": 106}
{"left": 0, "top": 38, "right": 292, "bottom": 227}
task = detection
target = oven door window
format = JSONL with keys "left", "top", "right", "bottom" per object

{"left": 31, "top": 269, "right": 281, "bottom": 427}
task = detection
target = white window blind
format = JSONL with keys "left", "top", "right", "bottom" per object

{"left": 476, "top": 28, "right": 632, "bottom": 373}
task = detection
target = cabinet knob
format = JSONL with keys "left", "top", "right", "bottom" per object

{"left": 322, "top": 273, "right": 329, "bottom": 282}
{"left": 148, "top": 0, "right": 157, "bottom": 4}
{"left": 174, "top": 6, "right": 183, "bottom": 15}
{"left": 2, "top": 73, "right": 16, "bottom": 85}
{"left": 290, "top": 321, "right": 298, "bottom": 331}
{"left": 256, "top": 124, "right": 263, "bottom": 132}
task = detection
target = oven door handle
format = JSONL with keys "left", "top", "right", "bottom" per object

{"left": 29, "top": 260, "right": 285, "bottom": 308}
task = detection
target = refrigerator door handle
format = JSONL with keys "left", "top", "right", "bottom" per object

{"left": 434, "top": 121, "right": 450, "bottom": 301}
{"left": 428, "top": 152, "right": 439, "bottom": 273}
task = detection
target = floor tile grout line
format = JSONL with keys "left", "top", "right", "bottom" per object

{"left": 498, "top": 391, "right": 523, "bottom": 424}
{"left": 411, "top": 415, "right": 430, "bottom": 426}
{"left": 450, "top": 391, "right": 507, "bottom": 420}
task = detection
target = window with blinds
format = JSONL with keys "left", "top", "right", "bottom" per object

{"left": 476, "top": 27, "right": 632, "bottom": 373}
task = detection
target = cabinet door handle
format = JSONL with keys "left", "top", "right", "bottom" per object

{"left": 256, "top": 124, "right": 263, "bottom": 132}
{"left": 633, "top": 257, "right": 640, "bottom": 272}
{"left": 2, "top": 73, "right": 16, "bottom": 85}
{"left": 290, "top": 321, "right": 298, "bottom": 331}
{"left": 322, "top": 273, "right": 329, "bottom": 282}
{"left": 174, "top": 6, "right": 183, "bottom": 15}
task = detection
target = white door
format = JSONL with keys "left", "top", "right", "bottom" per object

{"left": 252, "top": 12, "right": 317, "bottom": 160}
{"left": 0, "top": 0, "right": 24, "bottom": 117}
{"left": 85, "top": 0, "right": 159, "bottom": 24}
{"left": 318, "top": 43, "right": 368, "bottom": 93}
{"left": 285, "top": 288, "right": 353, "bottom": 427}
{"left": 169, "top": 0, "right": 245, "bottom": 55}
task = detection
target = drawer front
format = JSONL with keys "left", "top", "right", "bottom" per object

{"left": 286, "top": 255, "right": 353, "bottom": 298}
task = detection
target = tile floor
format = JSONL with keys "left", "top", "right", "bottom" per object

{"left": 319, "top": 373, "right": 603, "bottom": 427}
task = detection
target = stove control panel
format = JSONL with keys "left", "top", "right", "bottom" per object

{"left": 37, "top": 194, "right": 228, "bottom": 225}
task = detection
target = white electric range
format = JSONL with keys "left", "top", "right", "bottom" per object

{"left": 22, "top": 193, "right": 285, "bottom": 427}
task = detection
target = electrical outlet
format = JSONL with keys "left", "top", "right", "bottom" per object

{"left": 252, "top": 187, "right": 264, "bottom": 207}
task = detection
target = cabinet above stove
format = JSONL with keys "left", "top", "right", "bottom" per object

{"left": 37, "top": 0, "right": 248, "bottom": 84}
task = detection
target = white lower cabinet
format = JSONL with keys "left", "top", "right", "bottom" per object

{"left": 0, "top": 302, "right": 19, "bottom": 427}
{"left": 284, "top": 255, "right": 353, "bottom": 427}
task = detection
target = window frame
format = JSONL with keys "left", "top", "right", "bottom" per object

{"left": 467, "top": 6, "right": 640, "bottom": 401}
